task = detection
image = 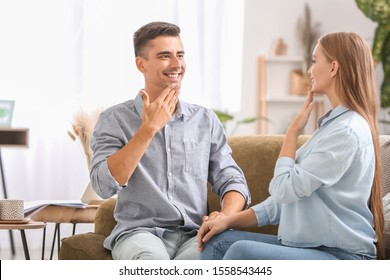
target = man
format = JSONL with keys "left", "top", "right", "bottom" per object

{"left": 90, "top": 21, "right": 250, "bottom": 260}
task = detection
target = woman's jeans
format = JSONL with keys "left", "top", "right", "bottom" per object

{"left": 200, "top": 230, "right": 373, "bottom": 260}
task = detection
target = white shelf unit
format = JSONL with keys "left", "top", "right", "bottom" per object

{"left": 257, "top": 55, "right": 328, "bottom": 134}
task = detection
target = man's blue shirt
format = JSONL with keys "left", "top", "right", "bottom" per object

{"left": 91, "top": 93, "right": 250, "bottom": 250}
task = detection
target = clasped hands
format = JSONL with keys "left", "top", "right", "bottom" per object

{"left": 197, "top": 211, "right": 229, "bottom": 252}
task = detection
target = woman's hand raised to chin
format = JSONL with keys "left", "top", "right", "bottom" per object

{"left": 288, "top": 91, "right": 315, "bottom": 136}
{"left": 278, "top": 91, "right": 315, "bottom": 159}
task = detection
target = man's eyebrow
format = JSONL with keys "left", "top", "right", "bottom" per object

{"left": 156, "top": 50, "right": 185, "bottom": 56}
{"left": 157, "top": 51, "right": 171, "bottom": 56}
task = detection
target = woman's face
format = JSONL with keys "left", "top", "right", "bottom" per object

{"left": 307, "top": 43, "right": 334, "bottom": 94}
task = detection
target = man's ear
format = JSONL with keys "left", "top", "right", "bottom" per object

{"left": 330, "top": 60, "right": 339, "bottom": 78}
{"left": 136, "top": 56, "right": 146, "bottom": 73}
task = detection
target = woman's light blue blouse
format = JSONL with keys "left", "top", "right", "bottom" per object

{"left": 252, "top": 105, "right": 377, "bottom": 257}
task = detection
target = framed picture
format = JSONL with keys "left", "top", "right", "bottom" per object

{"left": 0, "top": 100, "right": 15, "bottom": 127}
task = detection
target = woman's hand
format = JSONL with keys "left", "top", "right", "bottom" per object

{"left": 197, "top": 209, "right": 258, "bottom": 252}
{"left": 288, "top": 91, "right": 315, "bottom": 136}
{"left": 202, "top": 211, "right": 225, "bottom": 222}
{"left": 278, "top": 91, "right": 315, "bottom": 159}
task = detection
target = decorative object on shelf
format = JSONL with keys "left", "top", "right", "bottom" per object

{"left": 0, "top": 100, "right": 15, "bottom": 127}
{"left": 290, "top": 69, "right": 312, "bottom": 96}
{"left": 291, "top": 3, "right": 321, "bottom": 96}
{"left": 271, "top": 38, "right": 288, "bottom": 56}
{"left": 355, "top": 0, "right": 390, "bottom": 108}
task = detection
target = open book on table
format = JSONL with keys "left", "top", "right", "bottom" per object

{"left": 24, "top": 200, "right": 87, "bottom": 218}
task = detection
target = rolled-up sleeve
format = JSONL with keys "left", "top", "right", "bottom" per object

{"left": 251, "top": 196, "right": 281, "bottom": 226}
{"left": 90, "top": 113, "right": 127, "bottom": 198}
{"left": 207, "top": 113, "right": 251, "bottom": 207}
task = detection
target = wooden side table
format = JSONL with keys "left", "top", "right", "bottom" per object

{"left": 0, "top": 221, "right": 46, "bottom": 260}
{"left": 31, "top": 204, "right": 100, "bottom": 259}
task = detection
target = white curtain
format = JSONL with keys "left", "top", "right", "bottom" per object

{"left": 0, "top": 0, "right": 244, "bottom": 204}
{"left": 82, "top": 0, "right": 244, "bottom": 110}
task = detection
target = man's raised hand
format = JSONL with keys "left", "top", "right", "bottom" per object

{"left": 140, "top": 84, "right": 178, "bottom": 133}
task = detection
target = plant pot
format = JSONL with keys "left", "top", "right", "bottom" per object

{"left": 290, "top": 69, "right": 312, "bottom": 96}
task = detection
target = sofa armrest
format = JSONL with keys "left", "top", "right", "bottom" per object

{"left": 94, "top": 197, "right": 117, "bottom": 236}
{"left": 59, "top": 232, "right": 113, "bottom": 260}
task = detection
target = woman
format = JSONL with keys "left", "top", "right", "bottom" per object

{"left": 198, "top": 32, "right": 385, "bottom": 260}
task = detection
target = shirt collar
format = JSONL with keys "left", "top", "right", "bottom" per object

{"left": 134, "top": 92, "right": 144, "bottom": 117}
{"left": 134, "top": 92, "right": 190, "bottom": 121}
{"left": 317, "top": 105, "right": 350, "bottom": 128}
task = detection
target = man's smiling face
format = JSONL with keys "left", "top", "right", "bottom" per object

{"left": 139, "top": 35, "right": 186, "bottom": 96}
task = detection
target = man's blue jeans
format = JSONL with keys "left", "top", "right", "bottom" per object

{"left": 200, "top": 230, "right": 372, "bottom": 260}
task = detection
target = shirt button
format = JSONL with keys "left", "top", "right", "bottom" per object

{"left": 169, "top": 195, "right": 173, "bottom": 200}
{"left": 168, "top": 172, "right": 172, "bottom": 177}
{"left": 167, "top": 147, "right": 171, "bottom": 152}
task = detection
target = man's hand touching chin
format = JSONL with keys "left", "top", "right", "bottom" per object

{"left": 140, "top": 84, "right": 178, "bottom": 132}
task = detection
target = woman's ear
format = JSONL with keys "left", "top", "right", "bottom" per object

{"left": 136, "top": 56, "right": 146, "bottom": 73}
{"left": 330, "top": 60, "right": 339, "bottom": 78}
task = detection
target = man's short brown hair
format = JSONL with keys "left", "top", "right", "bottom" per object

{"left": 133, "top": 21, "right": 181, "bottom": 58}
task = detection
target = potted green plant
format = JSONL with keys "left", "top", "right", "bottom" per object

{"left": 355, "top": 0, "right": 390, "bottom": 108}
{"left": 213, "top": 110, "right": 269, "bottom": 135}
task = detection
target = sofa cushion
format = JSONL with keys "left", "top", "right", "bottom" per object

{"left": 59, "top": 232, "right": 113, "bottom": 260}
{"left": 94, "top": 197, "right": 117, "bottom": 236}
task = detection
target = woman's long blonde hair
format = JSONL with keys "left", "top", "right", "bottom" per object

{"left": 319, "top": 32, "right": 384, "bottom": 259}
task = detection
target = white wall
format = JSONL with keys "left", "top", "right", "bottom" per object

{"left": 234, "top": 0, "right": 379, "bottom": 135}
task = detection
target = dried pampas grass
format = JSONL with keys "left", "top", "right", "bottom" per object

{"left": 296, "top": 3, "right": 321, "bottom": 74}
{"left": 68, "top": 108, "right": 102, "bottom": 171}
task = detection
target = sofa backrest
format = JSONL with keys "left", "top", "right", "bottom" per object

{"left": 380, "top": 136, "right": 390, "bottom": 197}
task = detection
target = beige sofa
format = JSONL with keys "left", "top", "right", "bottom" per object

{"left": 59, "top": 135, "right": 390, "bottom": 260}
